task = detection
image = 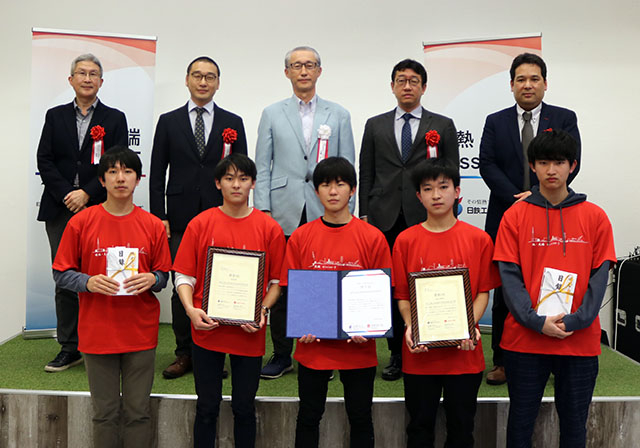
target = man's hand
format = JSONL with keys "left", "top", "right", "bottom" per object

{"left": 123, "top": 273, "right": 156, "bottom": 295}
{"left": 162, "top": 220, "right": 171, "bottom": 239}
{"left": 513, "top": 191, "right": 532, "bottom": 203}
{"left": 541, "top": 314, "right": 574, "bottom": 339}
{"left": 241, "top": 313, "right": 266, "bottom": 333}
{"left": 64, "top": 189, "right": 90, "bottom": 213}
{"left": 87, "top": 274, "right": 120, "bottom": 295}
{"left": 458, "top": 328, "right": 481, "bottom": 351}
{"left": 405, "top": 325, "right": 428, "bottom": 353}
{"left": 186, "top": 307, "right": 218, "bottom": 331}
{"left": 298, "top": 334, "right": 319, "bottom": 344}
{"left": 347, "top": 335, "right": 368, "bottom": 344}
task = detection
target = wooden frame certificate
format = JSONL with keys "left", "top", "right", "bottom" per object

{"left": 408, "top": 268, "right": 476, "bottom": 348}
{"left": 201, "top": 247, "right": 265, "bottom": 326}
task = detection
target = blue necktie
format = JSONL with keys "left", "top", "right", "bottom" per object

{"left": 401, "top": 113, "right": 413, "bottom": 163}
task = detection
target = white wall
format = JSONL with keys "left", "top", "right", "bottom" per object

{"left": 2, "top": 0, "right": 638, "bottom": 342}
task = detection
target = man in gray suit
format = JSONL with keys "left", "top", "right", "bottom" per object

{"left": 255, "top": 46, "right": 355, "bottom": 379}
{"left": 359, "top": 59, "right": 459, "bottom": 381}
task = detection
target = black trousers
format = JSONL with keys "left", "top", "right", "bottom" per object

{"left": 403, "top": 372, "right": 483, "bottom": 448}
{"left": 192, "top": 344, "right": 262, "bottom": 448}
{"left": 382, "top": 213, "right": 409, "bottom": 357}
{"left": 45, "top": 208, "right": 78, "bottom": 353}
{"left": 168, "top": 231, "right": 193, "bottom": 357}
{"left": 296, "top": 364, "right": 376, "bottom": 448}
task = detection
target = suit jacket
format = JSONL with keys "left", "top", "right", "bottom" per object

{"left": 254, "top": 96, "right": 355, "bottom": 235}
{"left": 36, "top": 100, "right": 128, "bottom": 222}
{"left": 149, "top": 103, "right": 248, "bottom": 233}
{"left": 479, "top": 102, "right": 581, "bottom": 239}
{"left": 358, "top": 107, "right": 459, "bottom": 232}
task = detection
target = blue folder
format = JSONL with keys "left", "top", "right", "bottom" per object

{"left": 286, "top": 269, "right": 392, "bottom": 340}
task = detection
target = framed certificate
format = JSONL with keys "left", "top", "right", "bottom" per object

{"left": 201, "top": 247, "right": 266, "bottom": 326}
{"left": 286, "top": 269, "right": 392, "bottom": 339}
{"left": 408, "top": 268, "right": 476, "bottom": 348}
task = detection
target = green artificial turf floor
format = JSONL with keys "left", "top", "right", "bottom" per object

{"left": 1, "top": 324, "right": 639, "bottom": 398}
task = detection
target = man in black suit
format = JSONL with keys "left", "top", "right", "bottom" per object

{"left": 150, "top": 56, "right": 248, "bottom": 379}
{"left": 479, "top": 53, "right": 581, "bottom": 385}
{"left": 359, "top": 59, "right": 459, "bottom": 381}
{"left": 37, "top": 53, "right": 128, "bottom": 372}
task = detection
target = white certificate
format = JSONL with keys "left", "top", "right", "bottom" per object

{"left": 106, "top": 247, "right": 139, "bottom": 296}
{"left": 207, "top": 252, "right": 260, "bottom": 321}
{"left": 341, "top": 269, "right": 392, "bottom": 337}
{"left": 414, "top": 274, "right": 470, "bottom": 344}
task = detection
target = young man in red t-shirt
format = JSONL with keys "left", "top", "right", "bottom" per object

{"left": 172, "top": 153, "right": 285, "bottom": 447}
{"left": 53, "top": 146, "right": 172, "bottom": 448}
{"left": 392, "top": 158, "right": 500, "bottom": 447}
{"left": 280, "top": 157, "right": 392, "bottom": 448}
{"left": 494, "top": 130, "right": 616, "bottom": 447}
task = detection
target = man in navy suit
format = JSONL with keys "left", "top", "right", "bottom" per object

{"left": 255, "top": 46, "right": 355, "bottom": 379}
{"left": 359, "top": 59, "right": 459, "bottom": 381}
{"left": 37, "top": 53, "right": 128, "bottom": 372}
{"left": 479, "top": 53, "right": 581, "bottom": 385}
{"left": 150, "top": 56, "right": 248, "bottom": 379}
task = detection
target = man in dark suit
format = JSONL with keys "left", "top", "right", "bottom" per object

{"left": 150, "top": 56, "right": 248, "bottom": 379}
{"left": 37, "top": 53, "right": 128, "bottom": 372}
{"left": 359, "top": 59, "right": 459, "bottom": 381}
{"left": 479, "top": 53, "right": 581, "bottom": 385}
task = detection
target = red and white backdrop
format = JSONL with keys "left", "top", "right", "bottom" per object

{"left": 423, "top": 34, "right": 542, "bottom": 230}
{"left": 26, "top": 29, "right": 157, "bottom": 333}
{"left": 423, "top": 35, "right": 542, "bottom": 324}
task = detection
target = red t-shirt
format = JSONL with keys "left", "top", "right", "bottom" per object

{"left": 280, "top": 217, "right": 392, "bottom": 370}
{"left": 392, "top": 221, "right": 500, "bottom": 375}
{"left": 172, "top": 207, "right": 285, "bottom": 357}
{"left": 53, "top": 205, "right": 172, "bottom": 354}
{"left": 494, "top": 200, "right": 616, "bottom": 356}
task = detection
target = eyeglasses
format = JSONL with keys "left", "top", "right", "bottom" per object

{"left": 394, "top": 77, "right": 421, "bottom": 87}
{"left": 288, "top": 61, "right": 319, "bottom": 71}
{"left": 74, "top": 71, "right": 101, "bottom": 80}
{"left": 191, "top": 72, "right": 218, "bottom": 83}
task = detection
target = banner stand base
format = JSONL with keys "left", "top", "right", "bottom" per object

{"left": 22, "top": 327, "right": 56, "bottom": 340}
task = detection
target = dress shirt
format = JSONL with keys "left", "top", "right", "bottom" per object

{"left": 394, "top": 105, "right": 422, "bottom": 154}
{"left": 297, "top": 94, "right": 317, "bottom": 151}
{"left": 516, "top": 102, "right": 542, "bottom": 140}
{"left": 188, "top": 99, "right": 215, "bottom": 145}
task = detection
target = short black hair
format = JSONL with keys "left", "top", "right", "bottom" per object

{"left": 187, "top": 56, "right": 220, "bottom": 77}
{"left": 98, "top": 146, "right": 142, "bottom": 180}
{"left": 510, "top": 53, "right": 547, "bottom": 81}
{"left": 527, "top": 129, "right": 577, "bottom": 163}
{"left": 313, "top": 157, "right": 357, "bottom": 190}
{"left": 411, "top": 158, "right": 460, "bottom": 192}
{"left": 214, "top": 153, "right": 257, "bottom": 182}
{"left": 392, "top": 59, "right": 428, "bottom": 86}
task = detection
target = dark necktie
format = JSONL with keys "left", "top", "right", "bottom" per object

{"left": 522, "top": 111, "right": 533, "bottom": 190}
{"left": 401, "top": 113, "right": 413, "bottom": 163}
{"left": 195, "top": 107, "right": 206, "bottom": 158}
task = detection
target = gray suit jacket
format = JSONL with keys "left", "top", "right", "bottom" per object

{"left": 359, "top": 107, "right": 459, "bottom": 232}
{"left": 254, "top": 96, "right": 355, "bottom": 235}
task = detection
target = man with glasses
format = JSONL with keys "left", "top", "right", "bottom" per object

{"left": 37, "top": 53, "right": 128, "bottom": 373}
{"left": 358, "top": 58, "right": 459, "bottom": 381}
{"left": 150, "top": 56, "right": 248, "bottom": 379}
{"left": 255, "top": 46, "right": 355, "bottom": 380}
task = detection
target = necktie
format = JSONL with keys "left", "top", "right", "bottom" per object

{"left": 195, "top": 107, "right": 206, "bottom": 158}
{"left": 401, "top": 113, "right": 413, "bottom": 163}
{"left": 522, "top": 111, "right": 533, "bottom": 190}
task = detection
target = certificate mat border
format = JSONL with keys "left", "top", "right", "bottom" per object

{"left": 408, "top": 268, "right": 476, "bottom": 348}
{"left": 201, "top": 246, "right": 266, "bottom": 326}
